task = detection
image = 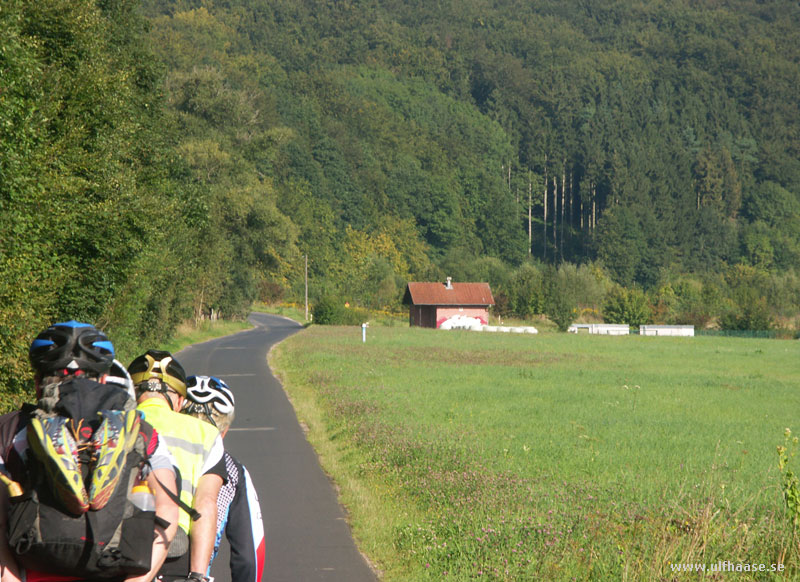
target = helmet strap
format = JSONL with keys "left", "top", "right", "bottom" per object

{"left": 137, "top": 379, "right": 177, "bottom": 411}
{"left": 161, "top": 389, "right": 175, "bottom": 411}
{"left": 202, "top": 403, "right": 218, "bottom": 428}
{"left": 184, "top": 402, "right": 218, "bottom": 428}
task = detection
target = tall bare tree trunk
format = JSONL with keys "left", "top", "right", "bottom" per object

{"left": 569, "top": 169, "right": 573, "bottom": 232}
{"left": 552, "top": 175, "right": 557, "bottom": 260}
{"left": 560, "top": 163, "right": 566, "bottom": 260}
{"left": 528, "top": 173, "right": 532, "bottom": 255}
{"left": 543, "top": 157, "right": 548, "bottom": 260}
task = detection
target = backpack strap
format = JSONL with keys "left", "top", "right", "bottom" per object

{"left": 149, "top": 466, "right": 201, "bottom": 522}
{"left": 139, "top": 422, "right": 201, "bottom": 523}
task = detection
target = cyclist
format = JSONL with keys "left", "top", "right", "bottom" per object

{"left": 183, "top": 376, "right": 265, "bottom": 582}
{"left": 130, "top": 351, "right": 226, "bottom": 582}
{"left": 0, "top": 321, "right": 178, "bottom": 582}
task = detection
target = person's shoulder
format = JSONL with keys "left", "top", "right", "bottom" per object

{"left": 224, "top": 450, "right": 244, "bottom": 470}
{"left": 223, "top": 450, "right": 241, "bottom": 472}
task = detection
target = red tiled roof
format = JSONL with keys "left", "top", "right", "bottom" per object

{"left": 403, "top": 282, "right": 495, "bottom": 306}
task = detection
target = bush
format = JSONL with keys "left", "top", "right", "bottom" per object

{"left": 312, "top": 296, "right": 369, "bottom": 325}
{"left": 546, "top": 292, "right": 577, "bottom": 332}
{"left": 508, "top": 262, "right": 546, "bottom": 318}
{"left": 651, "top": 278, "right": 720, "bottom": 327}
{"left": 544, "top": 267, "right": 579, "bottom": 332}
{"left": 719, "top": 295, "right": 773, "bottom": 331}
{"left": 719, "top": 265, "right": 774, "bottom": 331}
{"left": 603, "top": 287, "right": 652, "bottom": 327}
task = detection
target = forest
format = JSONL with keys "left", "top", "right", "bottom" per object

{"left": 2, "top": 0, "right": 799, "bottom": 399}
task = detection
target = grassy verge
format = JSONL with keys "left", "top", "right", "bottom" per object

{"left": 251, "top": 302, "right": 309, "bottom": 325}
{"left": 252, "top": 301, "right": 409, "bottom": 327}
{"left": 271, "top": 325, "right": 800, "bottom": 580}
{"left": 157, "top": 318, "right": 253, "bottom": 355}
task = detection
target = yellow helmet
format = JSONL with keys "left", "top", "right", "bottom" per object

{"left": 128, "top": 350, "right": 187, "bottom": 396}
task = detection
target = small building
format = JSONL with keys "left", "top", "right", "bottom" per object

{"left": 403, "top": 278, "right": 494, "bottom": 329}
{"left": 568, "top": 323, "right": 630, "bottom": 335}
{"left": 640, "top": 325, "right": 695, "bottom": 337}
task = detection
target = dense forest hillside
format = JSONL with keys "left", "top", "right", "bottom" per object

{"left": 1, "top": 0, "right": 799, "bottom": 399}
{"left": 139, "top": 0, "right": 800, "bottom": 303}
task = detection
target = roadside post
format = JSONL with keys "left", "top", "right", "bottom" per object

{"left": 362, "top": 322, "right": 368, "bottom": 343}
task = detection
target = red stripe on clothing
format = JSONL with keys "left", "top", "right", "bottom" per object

{"left": 25, "top": 571, "right": 81, "bottom": 582}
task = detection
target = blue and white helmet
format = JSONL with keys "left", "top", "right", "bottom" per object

{"left": 185, "top": 375, "right": 235, "bottom": 415}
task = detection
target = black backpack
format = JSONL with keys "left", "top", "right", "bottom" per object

{"left": 5, "top": 377, "right": 159, "bottom": 579}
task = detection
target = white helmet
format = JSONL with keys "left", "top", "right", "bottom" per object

{"left": 105, "top": 359, "right": 135, "bottom": 399}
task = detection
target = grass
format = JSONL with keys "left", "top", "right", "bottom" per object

{"left": 156, "top": 318, "right": 253, "bottom": 355}
{"left": 252, "top": 302, "right": 309, "bottom": 325}
{"left": 271, "top": 324, "right": 800, "bottom": 581}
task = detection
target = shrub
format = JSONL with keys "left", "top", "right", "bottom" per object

{"left": 719, "top": 295, "right": 773, "bottom": 331}
{"left": 546, "top": 292, "right": 577, "bottom": 332}
{"left": 544, "top": 266, "right": 579, "bottom": 332}
{"left": 311, "top": 296, "right": 341, "bottom": 325}
{"left": 312, "top": 296, "right": 369, "bottom": 325}
{"left": 603, "top": 286, "right": 652, "bottom": 327}
{"left": 719, "top": 265, "right": 774, "bottom": 331}
{"left": 508, "top": 262, "right": 545, "bottom": 318}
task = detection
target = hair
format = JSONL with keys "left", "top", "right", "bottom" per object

{"left": 35, "top": 371, "right": 104, "bottom": 412}
{"left": 187, "top": 405, "right": 235, "bottom": 434}
{"left": 40, "top": 371, "right": 101, "bottom": 386}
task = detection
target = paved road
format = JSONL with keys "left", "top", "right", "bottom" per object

{"left": 175, "top": 313, "right": 378, "bottom": 582}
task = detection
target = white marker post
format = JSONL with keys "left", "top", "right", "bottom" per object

{"left": 362, "top": 322, "right": 368, "bottom": 343}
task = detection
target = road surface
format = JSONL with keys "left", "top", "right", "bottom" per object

{"left": 175, "top": 312, "right": 378, "bottom": 582}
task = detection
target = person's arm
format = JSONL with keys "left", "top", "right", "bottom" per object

{"left": 124, "top": 467, "right": 179, "bottom": 582}
{"left": 0, "top": 415, "right": 23, "bottom": 582}
{"left": 227, "top": 464, "right": 265, "bottom": 582}
{"left": 0, "top": 486, "right": 23, "bottom": 582}
{"left": 190, "top": 472, "right": 224, "bottom": 575}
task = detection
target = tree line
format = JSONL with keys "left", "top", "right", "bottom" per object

{"left": 2, "top": 0, "right": 799, "bottom": 402}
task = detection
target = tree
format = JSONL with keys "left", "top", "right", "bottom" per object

{"left": 544, "top": 266, "right": 580, "bottom": 332}
{"left": 719, "top": 264, "right": 774, "bottom": 331}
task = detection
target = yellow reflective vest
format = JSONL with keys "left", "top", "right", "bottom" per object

{"left": 138, "top": 397, "right": 222, "bottom": 534}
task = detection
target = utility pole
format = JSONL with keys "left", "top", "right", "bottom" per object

{"left": 304, "top": 254, "right": 309, "bottom": 322}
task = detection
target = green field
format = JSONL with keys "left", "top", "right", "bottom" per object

{"left": 272, "top": 326, "right": 800, "bottom": 580}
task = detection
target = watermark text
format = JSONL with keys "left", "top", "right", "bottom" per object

{"left": 669, "top": 561, "right": 784, "bottom": 573}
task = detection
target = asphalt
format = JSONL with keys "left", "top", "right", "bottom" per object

{"left": 175, "top": 312, "right": 378, "bottom": 582}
